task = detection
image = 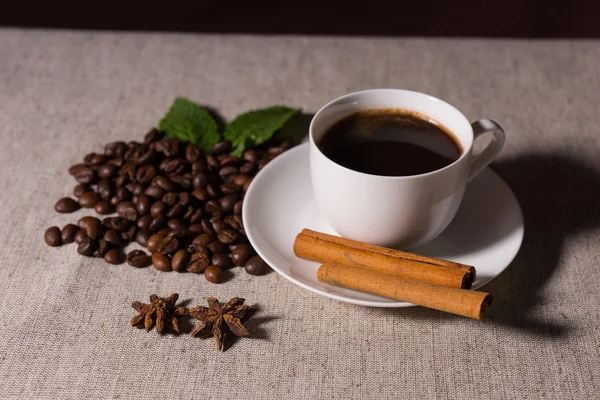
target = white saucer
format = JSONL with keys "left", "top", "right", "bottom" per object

{"left": 243, "top": 143, "right": 524, "bottom": 307}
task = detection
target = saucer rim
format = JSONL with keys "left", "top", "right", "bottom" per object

{"left": 243, "top": 143, "right": 524, "bottom": 308}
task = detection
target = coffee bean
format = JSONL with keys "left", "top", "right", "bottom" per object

{"left": 155, "top": 138, "right": 180, "bottom": 158}
{"left": 84, "top": 153, "right": 107, "bottom": 166}
{"left": 110, "top": 196, "right": 120, "bottom": 206}
{"left": 74, "top": 229, "right": 88, "bottom": 244}
{"left": 116, "top": 187, "right": 132, "bottom": 202}
{"left": 168, "top": 219, "right": 186, "bottom": 230}
{"left": 239, "top": 162, "right": 256, "bottom": 175}
{"left": 220, "top": 182, "right": 240, "bottom": 195}
{"left": 211, "top": 140, "right": 232, "bottom": 155}
{"left": 181, "top": 206, "right": 195, "bottom": 221}
{"left": 242, "top": 177, "right": 253, "bottom": 192}
{"left": 136, "top": 165, "right": 157, "bottom": 183}
{"left": 121, "top": 224, "right": 137, "bottom": 241}
{"left": 144, "top": 128, "right": 162, "bottom": 144}
{"left": 268, "top": 146, "right": 285, "bottom": 157}
{"left": 44, "top": 226, "right": 62, "bottom": 246}
{"left": 102, "top": 216, "right": 130, "bottom": 232}
{"left": 233, "top": 200, "right": 243, "bottom": 216}
{"left": 224, "top": 215, "right": 243, "bottom": 230}
{"left": 162, "top": 192, "right": 178, "bottom": 206}
{"left": 97, "top": 180, "right": 113, "bottom": 200}
{"left": 114, "top": 175, "right": 128, "bottom": 188}
{"left": 192, "top": 188, "right": 209, "bottom": 202}
{"left": 154, "top": 176, "right": 178, "bottom": 192}
{"left": 204, "top": 265, "right": 224, "bottom": 283}
{"left": 78, "top": 216, "right": 102, "bottom": 240}
{"left": 94, "top": 200, "right": 114, "bottom": 215}
{"left": 243, "top": 149, "right": 259, "bottom": 164}
{"left": 54, "top": 197, "right": 80, "bottom": 213}
{"left": 161, "top": 158, "right": 186, "bottom": 176}
{"left": 135, "top": 229, "right": 151, "bottom": 247}
{"left": 157, "top": 236, "right": 178, "bottom": 255}
{"left": 148, "top": 214, "right": 168, "bottom": 232}
{"left": 152, "top": 252, "right": 171, "bottom": 271}
{"left": 219, "top": 155, "right": 240, "bottom": 167}
{"left": 207, "top": 240, "right": 228, "bottom": 254}
{"left": 136, "top": 146, "right": 156, "bottom": 166}
{"left": 78, "top": 192, "right": 101, "bottom": 208}
{"left": 204, "top": 200, "right": 221, "bottom": 216}
{"left": 103, "top": 229, "right": 122, "bottom": 246}
{"left": 73, "top": 184, "right": 88, "bottom": 198}
{"left": 104, "top": 249, "right": 122, "bottom": 265}
{"left": 145, "top": 234, "right": 163, "bottom": 253}
{"left": 211, "top": 253, "right": 233, "bottom": 269}
{"left": 170, "top": 174, "right": 192, "bottom": 189}
{"left": 98, "top": 163, "right": 118, "bottom": 179}
{"left": 166, "top": 203, "right": 185, "bottom": 218}
{"left": 94, "top": 239, "right": 111, "bottom": 258}
{"left": 137, "top": 214, "right": 152, "bottom": 230}
{"left": 189, "top": 224, "right": 203, "bottom": 234}
{"left": 136, "top": 194, "right": 152, "bottom": 216}
{"left": 206, "top": 184, "right": 221, "bottom": 199}
{"left": 192, "top": 233, "right": 214, "bottom": 246}
{"left": 232, "top": 174, "right": 249, "bottom": 187}
{"left": 60, "top": 224, "right": 79, "bottom": 244}
{"left": 210, "top": 219, "right": 226, "bottom": 233}
{"left": 77, "top": 237, "right": 97, "bottom": 256}
{"left": 188, "top": 208, "right": 204, "bottom": 224}
{"left": 132, "top": 183, "right": 146, "bottom": 197}
{"left": 219, "top": 195, "right": 238, "bottom": 213}
{"left": 150, "top": 201, "right": 168, "bottom": 218}
{"left": 145, "top": 185, "right": 165, "bottom": 199}
{"left": 192, "top": 174, "right": 208, "bottom": 190}
{"left": 69, "top": 163, "right": 86, "bottom": 175}
{"left": 187, "top": 253, "right": 210, "bottom": 273}
{"left": 171, "top": 250, "right": 190, "bottom": 272}
{"left": 74, "top": 167, "right": 96, "bottom": 184}
{"left": 231, "top": 245, "right": 253, "bottom": 267}
{"left": 78, "top": 216, "right": 100, "bottom": 229}
{"left": 219, "top": 166, "right": 238, "bottom": 178}
{"left": 117, "top": 201, "right": 138, "bottom": 221}
{"left": 245, "top": 255, "right": 269, "bottom": 275}
{"left": 186, "top": 143, "right": 203, "bottom": 163}
{"left": 192, "top": 161, "right": 208, "bottom": 175}
{"left": 201, "top": 219, "right": 214, "bottom": 234}
{"left": 188, "top": 243, "right": 210, "bottom": 255}
{"left": 217, "top": 229, "right": 237, "bottom": 244}
{"left": 127, "top": 250, "right": 150, "bottom": 267}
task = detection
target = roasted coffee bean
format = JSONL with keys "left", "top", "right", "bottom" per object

{"left": 145, "top": 185, "right": 165, "bottom": 199}
{"left": 212, "top": 253, "right": 233, "bottom": 269}
{"left": 219, "top": 166, "right": 238, "bottom": 178}
{"left": 69, "top": 163, "right": 86, "bottom": 175}
{"left": 191, "top": 160, "right": 208, "bottom": 175}
{"left": 201, "top": 219, "right": 214, "bottom": 234}
{"left": 185, "top": 143, "right": 203, "bottom": 163}
{"left": 171, "top": 173, "right": 192, "bottom": 189}
{"left": 217, "top": 229, "right": 237, "bottom": 244}
{"left": 145, "top": 234, "right": 163, "bottom": 253}
{"left": 239, "top": 162, "right": 256, "bottom": 175}
{"left": 78, "top": 216, "right": 100, "bottom": 230}
{"left": 148, "top": 214, "right": 168, "bottom": 232}
{"left": 232, "top": 174, "right": 249, "bottom": 187}
{"left": 132, "top": 183, "right": 146, "bottom": 197}
{"left": 211, "top": 219, "right": 226, "bottom": 233}
{"left": 60, "top": 224, "right": 79, "bottom": 244}
{"left": 189, "top": 224, "right": 204, "bottom": 234}
{"left": 102, "top": 216, "right": 130, "bottom": 232}
{"left": 117, "top": 201, "right": 138, "bottom": 221}
{"left": 97, "top": 179, "right": 113, "bottom": 200}
{"left": 168, "top": 219, "right": 186, "bottom": 230}
{"left": 74, "top": 229, "right": 88, "bottom": 244}
{"left": 78, "top": 216, "right": 102, "bottom": 240}
{"left": 144, "top": 128, "right": 162, "bottom": 144}
{"left": 94, "top": 239, "right": 110, "bottom": 258}
{"left": 136, "top": 194, "right": 152, "bottom": 216}
{"left": 94, "top": 200, "right": 114, "bottom": 215}
{"left": 116, "top": 187, "right": 132, "bottom": 202}
{"left": 79, "top": 192, "right": 101, "bottom": 208}
{"left": 211, "top": 140, "right": 232, "bottom": 155}
{"left": 188, "top": 208, "right": 204, "bottom": 224}
{"left": 105, "top": 141, "right": 128, "bottom": 157}
{"left": 224, "top": 215, "right": 243, "bottom": 231}
{"left": 233, "top": 200, "right": 243, "bottom": 216}
{"left": 219, "top": 195, "right": 238, "bottom": 213}
{"left": 120, "top": 161, "right": 136, "bottom": 181}
{"left": 127, "top": 250, "right": 150, "bottom": 268}
{"left": 77, "top": 237, "right": 97, "bottom": 256}
{"left": 74, "top": 167, "right": 96, "bottom": 184}
{"left": 171, "top": 250, "right": 190, "bottom": 272}
{"left": 157, "top": 227, "right": 171, "bottom": 237}
{"left": 242, "top": 177, "right": 253, "bottom": 192}
{"left": 192, "top": 233, "right": 214, "bottom": 246}
{"left": 162, "top": 192, "right": 178, "bottom": 206}
{"left": 231, "top": 245, "right": 253, "bottom": 267}
{"left": 166, "top": 203, "right": 185, "bottom": 218}
{"left": 155, "top": 138, "right": 180, "bottom": 157}
{"left": 122, "top": 224, "right": 137, "bottom": 241}
{"left": 207, "top": 240, "right": 228, "bottom": 254}
{"left": 188, "top": 243, "right": 210, "bottom": 255}
{"left": 104, "top": 249, "right": 121, "bottom": 265}
{"left": 245, "top": 255, "right": 269, "bottom": 275}
{"left": 182, "top": 206, "right": 195, "bottom": 220}
{"left": 178, "top": 192, "right": 193, "bottom": 206}
{"left": 220, "top": 155, "right": 241, "bottom": 168}
{"left": 98, "top": 163, "right": 118, "bottom": 179}
{"left": 136, "top": 146, "right": 156, "bottom": 166}
{"left": 114, "top": 175, "right": 128, "bottom": 188}
{"left": 206, "top": 155, "right": 220, "bottom": 171}
{"left": 162, "top": 159, "right": 186, "bottom": 176}
{"left": 137, "top": 214, "right": 152, "bottom": 230}
{"left": 152, "top": 253, "right": 171, "bottom": 272}
{"left": 192, "top": 174, "right": 208, "bottom": 190}
{"left": 204, "top": 265, "right": 224, "bottom": 283}
{"left": 102, "top": 229, "right": 121, "bottom": 246}
{"left": 110, "top": 196, "right": 120, "bottom": 206}
{"left": 44, "top": 226, "right": 62, "bottom": 246}
{"left": 84, "top": 153, "right": 107, "bottom": 166}
{"left": 243, "top": 149, "right": 259, "bottom": 164}
{"left": 268, "top": 146, "right": 285, "bottom": 157}
{"left": 192, "top": 188, "right": 208, "bottom": 202}
{"left": 204, "top": 200, "right": 221, "bottom": 216}
{"left": 150, "top": 201, "right": 168, "bottom": 218}
{"left": 206, "top": 184, "right": 220, "bottom": 199}
{"left": 168, "top": 227, "right": 190, "bottom": 240}
{"left": 73, "top": 184, "right": 88, "bottom": 198}
{"left": 157, "top": 236, "right": 178, "bottom": 255}
{"left": 154, "top": 176, "right": 178, "bottom": 192}
{"left": 136, "top": 165, "right": 157, "bottom": 183}
{"left": 55, "top": 197, "right": 80, "bottom": 213}
{"left": 187, "top": 253, "right": 210, "bottom": 273}
{"left": 135, "top": 229, "right": 152, "bottom": 247}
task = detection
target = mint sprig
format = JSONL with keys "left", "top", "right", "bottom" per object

{"left": 224, "top": 106, "right": 299, "bottom": 157}
{"left": 158, "top": 98, "right": 221, "bottom": 153}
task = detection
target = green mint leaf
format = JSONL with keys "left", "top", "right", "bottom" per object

{"left": 224, "top": 106, "right": 300, "bottom": 157}
{"left": 158, "top": 98, "right": 221, "bottom": 153}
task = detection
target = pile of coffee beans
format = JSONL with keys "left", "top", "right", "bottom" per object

{"left": 44, "top": 129, "right": 284, "bottom": 283}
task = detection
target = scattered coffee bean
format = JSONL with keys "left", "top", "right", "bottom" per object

{"left": 103, "top": 229, "right": 122, "bottom": 247}
{"left": 231, "top": 245, "right": 253, "bottom": 267}
{"left": 148, "top": 214, "right": 168, "bottom": 232}
{"left": 212, "top": 253, "right": 233, "bottom": 269}
{"left": 152, "top": 252, "right": 171, "bottom": 271}
{"left": 145, "top": 185, "right": 165, "bottom": 199}
{"left": 171, "top": 250, "right": 190, "bottom": 272}
{"left": 102, "top": 216, "right": 130, "bottom": 232}
{"left": 245, "top": 255, "right": 269, "bottom": 275}
{"left": 146, "top": 234, "right": 163, "bottom": 253}
{"left": 157, "top": 236, "right": 179, "bottom": 255}
{"left": 187, "top": 252, "right": 210, "bottom": 273}
{"left": 207, "top": 240, "right": 228, "bottom": 254}
{"left": 104, "top": 249, "right": 121, "bottom": 265}
{"left": 137, "top": 214, "right": 153, "bottom": 229}
{"left": 211, "top": 140, "right": 232, "bottom": 155}
{"left": 98, "top": 163, "right": 118, "bottom": 179}
{"left": 44, "top": 226, "right": 62, "bottom": 246}
{"left": 78, "top": 191, "right": 101, "bottom": 208}
{"left": 150, "top": 201, "right": 168, "bottom": 218}
{"left": 55, "top": 197, "right": 80, "bottom": 213}
{"left": 136, "top": 194, "right": 153, "bottom": 216}
{"left": 135, "top": 228, "right": 152, "bottom": 247}
{"left": 61, "top": 224, "right": 79, "bottom": 244}
{"left": 217, "top": 229, "right": 237, "bottom": 244}
{"left": 74, "top": 229, "right": 88, "bottom": 244}
{"left": 117, "top": 201, "right": 138, "bottom": 221}
{"left": 127, "top": 250, "right": 150, "bottom": 268}
{"left": 73, "top": 184, "right": 88, "bottom": 198}
{"left": 243, "top": 149, "right": 259, "bottom": 163}
{"left": 239, "top": 162, "right": 255, "bottom": 175}
{"left": 77, "top": 237, "right": 97, "bottom": 256}
{"left": 233, "top": 200, "right": 243, "bottom": 216}
{"left": 94, "top": 200, "right": 114, "bottom": 215}
{"left": 204, "top": 265, "right": 224, "bottom": 283}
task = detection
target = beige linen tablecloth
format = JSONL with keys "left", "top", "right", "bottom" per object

{"left": 1, "top": 28, "right": 599, "bottom": 399}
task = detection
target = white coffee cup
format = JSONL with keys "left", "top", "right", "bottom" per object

{"left": 309, "top": 89, "right": 505, "bottom": 249}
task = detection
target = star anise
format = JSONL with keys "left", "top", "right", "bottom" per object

{"left": 130, "top": 293, "right": 189, "bottom": 334}
{"left": 189, "top": 297, "right": 254, "bottom": 351}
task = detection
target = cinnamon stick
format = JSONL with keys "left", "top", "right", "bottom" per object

{"left": 318, "top": 264, "right": 491, "bottom": 319}
{"left": 294, "top": 229, "right": 475, "bottom": 289}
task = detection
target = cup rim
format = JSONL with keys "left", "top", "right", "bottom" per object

{"left": 309, "top": 88, "right": 473, "bottom": 180}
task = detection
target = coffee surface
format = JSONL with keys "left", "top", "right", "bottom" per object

{"left": 318, "top": 109, "right": 461, "bottom": 176}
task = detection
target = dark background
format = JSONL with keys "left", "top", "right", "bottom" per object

{"left": 2, "top": 0, "right": 599, "bottom": 37}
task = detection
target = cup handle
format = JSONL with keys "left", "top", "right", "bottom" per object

{"left": 468, "top": 119, "right": 505, "bottom": 181}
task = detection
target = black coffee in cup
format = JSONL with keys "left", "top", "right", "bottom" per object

{"left": 318, "top": 108, "right": 461, "bottom": 176}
